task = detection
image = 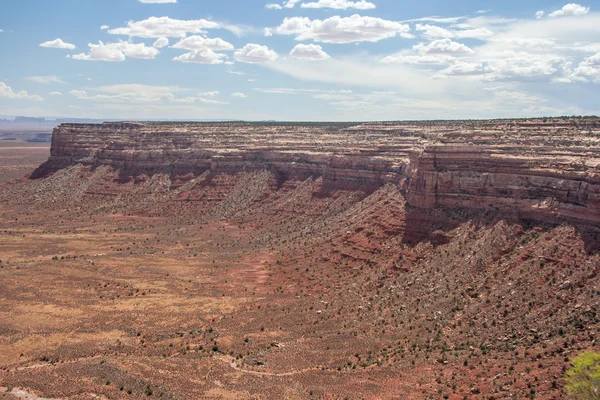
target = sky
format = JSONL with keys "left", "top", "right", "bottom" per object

{"left": 0, "top": 0, "right": 599, "bottom": 121}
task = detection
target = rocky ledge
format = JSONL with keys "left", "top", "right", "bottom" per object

{"left": 33, "top": 118, "right": 600, "bottom": 224}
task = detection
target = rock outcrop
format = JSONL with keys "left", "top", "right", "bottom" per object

{"left": 33, "top": 119, "right": 600, "bottom": 224}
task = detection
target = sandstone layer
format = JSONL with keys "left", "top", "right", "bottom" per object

{"left": 35, "top": 119, "right": 600, "bottom": 225}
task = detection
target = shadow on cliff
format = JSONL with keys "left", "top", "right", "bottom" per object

{"left": 401, "top": 205, "right": 600, "bottom": 254}
{"left": 29, "top": 160, "right": 68, "bottom": 180}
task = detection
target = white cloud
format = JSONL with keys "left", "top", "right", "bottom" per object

{"left": 199, "top": 91, "right": 219, "bottom": 97}
{"left": 234, "top": 43, "right": 278, "bottom": 63}
{"left": 195, "top": 97, "right": 229, "bottom": 104}
{"left": 153, "top": 37, "right": 169, "bottom": 48}
{"left": 274, "top": 14, "right": 412, "bottom": 43}
{"left": 300, "top": 0, "right": 376, "bottom": 10}
{"left": 433, "top": 61, "right": 485, "bottom": 78}
{"left": 289, "top": 44, "right": 330, "bottom": 60}
{"left": 0, "top": 82, "right": 44, "bottom": 101}
{"left": 491, "top": 37, "right": 556, "bottom": 49}
{"left": 139, "top": 0, "right": 177, "bottom": 2}
{"left": 72, "top": 41, "right": 160, "bottom": 61}
{"left": 414, "top": 38, "right": 474, "bottom": 55}
{"left": 382, "top": 39, "right": 472, "bottom": 64}
{"left": 173, "top": 49, "right": 227, "bottom": 64}
{"left": 266, "top": 3, "right": 282, "bottom": 9}
{"left": 402, "top": 16, "right": 466, "bottom": 24}
{"left": 567, "top": 52, "right": 600, "bottom": 82}
{"left": 284, "top": 0, "right": 301, "bottom": 7}
{"left": 172, "top": 35, "right": 234, "bottom": 51}
{"left": 49, "top": 91, "right": 62, "bottom": 96}
{"left": 435, "top": 51, "right": 564, "bottom": 81}
{"left": 100, "top": 25, "right": 109, "bottom": 30}
{"left": 535, "top": 11, "right": 545, "bottom": 19}
{"left": 549, "top": 3, "right": 590, "bottom": 17}
{"left": 415, "top": 24, "right": 493, "bottom": 40}
{"left": 27, "top": 76, "right": 65, "bottom": 84}
{"left": 232, "top": 92, "right": 248, "bottom": 98}
{"left": 108, "top": 16, "right": 219, "bottom": 38}
{"left": 572, "top": 43, "right": 600, "bottom": 53}
{"left": 226, "top": 69, "right": 246, "bottom": 75}
{"left": 39, "top": 38, "right": 76, "bottom": 50}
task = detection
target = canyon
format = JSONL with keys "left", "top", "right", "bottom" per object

{"left": 0, "top": 118, "right": 599, "bottom": 399}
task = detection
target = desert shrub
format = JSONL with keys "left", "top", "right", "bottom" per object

{"left": 565, "top": 351, "right": 600, "bottom": 399}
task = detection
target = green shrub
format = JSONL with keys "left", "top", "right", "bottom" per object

{"left": 565, "top": 352, "right": 600, "bottom": 399}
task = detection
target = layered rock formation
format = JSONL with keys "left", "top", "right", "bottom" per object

{"left": 34, "top": 119, "right": 600, "bottom": 224}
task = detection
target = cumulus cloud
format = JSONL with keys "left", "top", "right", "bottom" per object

{"left": 266, "top": 3, "right": 283, "bottom": 9}
{"left": 49, "top": 91, "right": 62, "bottom": 96}
{"left": 172, "top": 35, "right": 234, "bottom": 51}
{"left": 234, "top": 44, "right": 278, "bottom": 63}
{"left": 27, "top": 76, "right": 65, "bottom": 84}
{"left": 232, "top": 92, "right": 248, "bottom": 98}
{"left": 0, "top": 82, "right": 44, "bottom": 101}
{"left": 39, "top": 38, "right": 76, "bottom": 50}
{"left": 153, "top": 37, "right": 169, "bottom": 48}
{"left": 549, "top": 3, "right": 590, "bottom": 17}
{"left": 535, "top": 11, "right": 545, "bottom": 19}
{"left": 435, "top": 51, "right": 563, "bottom": 81}
{"left": 108, "top": 16, "right": 219, "bottom": 38}
{"left": 72, "top": 41, "right": 160, "bottom": 61}
{"left": 382, "top": 39, "right": 472, "bottom": 64}
{"left": 566, "top": 52, "right": 600, "bottom": 82}
{"left": 100, "top": 25, "right": 109, "bottom": 30}
{"left": 289, "top": 44, "right": 330, "bottom": 60}
{"left": 414, "top": 39, "right": 474, "bottom": 55}
{"left": 300, "top": 0, "right": 376, "bottom": 10}
{"left": 274, "top": 15, "right": 412, "bottom": 43}
{"left": 173, "top": 49, "right": 227, "bottom": 64}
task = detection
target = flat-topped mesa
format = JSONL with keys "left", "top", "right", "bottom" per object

{"left": 36, "top": 121, "right": 414, "bottom": 189}
{"left": 32, "top": 119, "right": 600, "bottom": 224}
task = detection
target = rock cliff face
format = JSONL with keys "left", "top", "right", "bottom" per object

{"left": 34, "top": 119, "right": 600, "bottom": 224}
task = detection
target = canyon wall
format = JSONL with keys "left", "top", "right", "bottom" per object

{"left": 34, "top": 119, "right": 600, "bottom": 224}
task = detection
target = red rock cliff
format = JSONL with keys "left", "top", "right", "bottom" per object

{"left": 35, "top": 119, "right": 600, "bottom": 224}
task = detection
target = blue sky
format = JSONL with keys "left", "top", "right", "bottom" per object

{"left": 0, "top": 0, "right": 598, "bottom": 120}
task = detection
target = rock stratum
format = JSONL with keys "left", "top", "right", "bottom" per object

{"left": 35, "top": 119, "right": 600, "bottom": 225}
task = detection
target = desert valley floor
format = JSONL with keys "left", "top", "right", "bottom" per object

{"left": 1, "top": 120, "right": 599, "bottom": 399}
